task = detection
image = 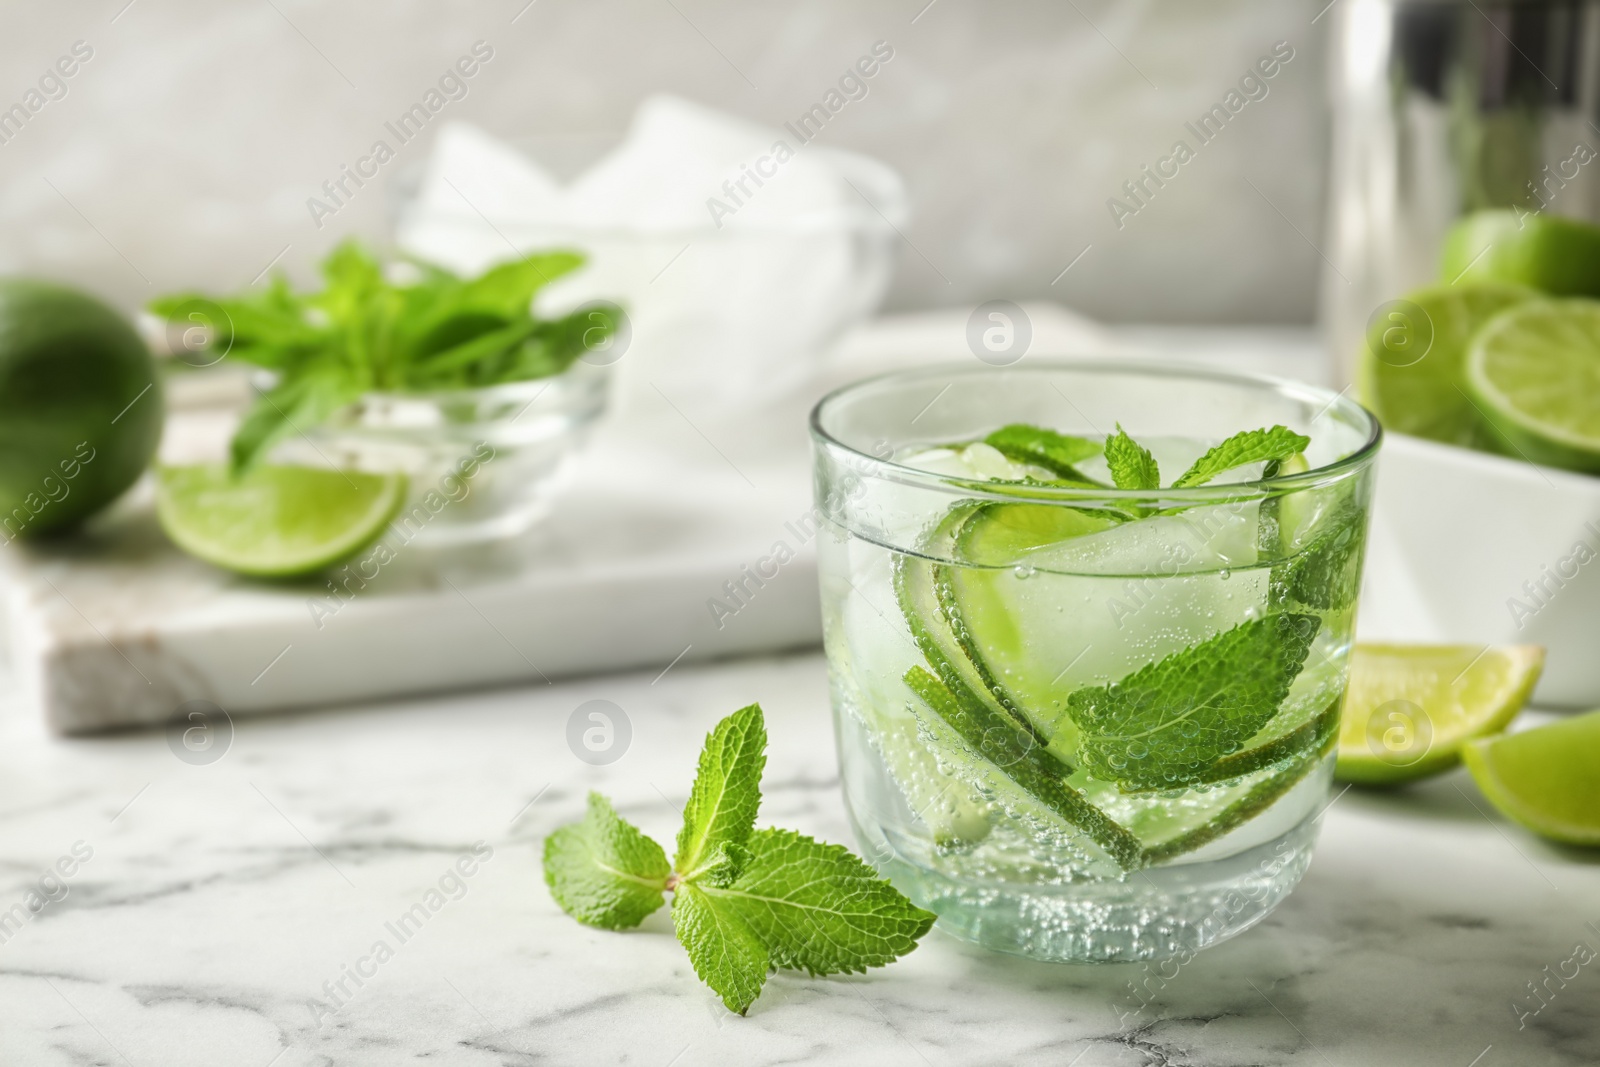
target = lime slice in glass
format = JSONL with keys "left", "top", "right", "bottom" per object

{"left": 1465, "top": 298, "right": 1600, "bottom": 472}
{"left": 941, "top": 503, "right": 1123, "bottom": 760}
{"left": 1463, "top": 709, "right": 1600, "bottom": 845}
{"left": 157, "top": 464, "right": 407, "bottom": 578}
{"left": 1356, "top": 283, "right": 1533, "bottom": 448}
{"left": 1439, "top": 210, "right": 1600, "bottom": 295}
{"left": 1335, "top": 643, "right": 1545, "bottom": 785}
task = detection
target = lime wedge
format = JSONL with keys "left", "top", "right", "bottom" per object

{"left": 157, "top": 464, "right": 407, "bottom": 578}
{"left": 1463, "top": 709, "right": 1600, "bottom": 846}
{"left": 1439, "top": 210, "right": 1600, "bottom": 295}
{"left": 1335, "top": 644, "right": 1545, "bottom": 785}
{"left": 1356, "top": 283, "right": 1533, "bottom": 448}
{"left": 941, "top": 503, "right": 1122, "bottom": 759}
{"left": 1465, "top": 298, "right": 1600, "bottom": 472}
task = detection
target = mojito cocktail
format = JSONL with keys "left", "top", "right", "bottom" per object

{"left": 811, "top": 362, "right": 1380, "bottom": 962}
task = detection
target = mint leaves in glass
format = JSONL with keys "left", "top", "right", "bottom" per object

{"left": 810, "top": 362, "right": 1380, "bottom": 963}
{"left": 543, "top": 704, "right": 934, "bottom": 1013}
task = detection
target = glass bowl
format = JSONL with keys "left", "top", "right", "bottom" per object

{"left": 269, "top": 362, "right": 608, "bottom": 547}
{"left": 810, "top": 360, "right": 1381, "bottom": 962}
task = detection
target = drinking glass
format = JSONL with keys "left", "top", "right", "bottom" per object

{"left": 810, "top": 361, "right": 1380, "bottom": 962}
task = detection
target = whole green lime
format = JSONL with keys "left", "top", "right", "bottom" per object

{"left": 1439, "top": 210, "right": 1600, "bottom": 295}
{"left": 0, "top": 279, "right": 162, "bottom": 537}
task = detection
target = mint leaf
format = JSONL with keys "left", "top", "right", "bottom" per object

{"left": 983, "top": 424, "right": 1104, "bottom": 484}
{"left": 1067, "top": 613, "right": 1321, "bottom": 791}
{"left": 442, "top": 251, "right": 584, "bottom": 320}
{"left": 542, "top": 792, "right": 669, "bottom": 930}
{"left": 672, "top": 883, "right": 770, "bottom": 1014}
{"left": 1171, "top": 426, "right": 1310, "bottom": 488}
{"left": 1271, "top": 502, "right": 1366, "bottom": 611}
{"left": 674, "top": 703, "right": 766, "bottom": 876}
{"left": 231, "top": 364, "right": 363, "bottom": 472}
{"left": 701, "top": 828, "right": 935, "bottom": 975}
{"left": 1104, "top": 424, "right": 1160, "bottom": 490}
{"left": 151, "top": 279, "right": 324, "bottom": 366}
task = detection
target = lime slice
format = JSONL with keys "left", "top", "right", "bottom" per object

{"left": 939, "top": 503, "right": 1120, "bottom": 760}
{"left": 1356, "top": 283, "right": 1533, "bottom": 448}
{"left": 1463, "top": 709, "right": 1600, "bottom": 845}
{"left": 1439, "top": 210, "right": 1600, "bottom": 295}
{"left": 895, "top": 507, "right": 1149, "bottom": 870}
{"left": 829, "top": 555, "right": 994, "bottom": 849}
{"left": 1465, "top": 298, "right": 1600, "bottom": 472}
{"left": 1335, "top": 644, "right": 1545, "bottom": 785}
{"left": 157, "top": 464, "right": 407, "bottom": 578}
{"left": 894, "top": 505, "right": 1032, "bottom": 743}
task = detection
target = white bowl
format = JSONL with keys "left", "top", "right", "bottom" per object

{"left": 1360, "top": 432, "right": 1600, "bottom": 707}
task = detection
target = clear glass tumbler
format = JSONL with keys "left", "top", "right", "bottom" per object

{"left": 810, "top": 361, "right": 1381, "bottom": 963}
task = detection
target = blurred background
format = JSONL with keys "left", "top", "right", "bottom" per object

{"left": 0, "top": 0, "right": 1325, "bottom": 324}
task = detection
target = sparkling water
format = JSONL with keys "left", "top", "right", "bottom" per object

{"left": 819, "top": 438, "right": 1364, "bottom": 962}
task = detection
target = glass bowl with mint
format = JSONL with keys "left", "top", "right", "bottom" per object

{"left": 810, "top": 361, "right": 1380, "bottom": 963}
{"left": 151, "top": 241, "right": 621, "bottom": 549}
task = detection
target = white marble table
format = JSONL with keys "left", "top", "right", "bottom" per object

{"left": 0, "top": 649, "right": 1596, "bottom": 1067}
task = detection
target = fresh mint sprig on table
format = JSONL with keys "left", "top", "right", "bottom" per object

{"left": 150, "top": 241, "right": 622, "bottom": 473}
{"left": 542, "top": 704, "right": 936, "bottom": 1015}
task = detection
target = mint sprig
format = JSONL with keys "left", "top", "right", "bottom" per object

{"left": 982, "top": 424, "right": 1104, "bottom": 484}
{"left": 1171, "top": 425, "right": 1311, "bottom": 488}
{"left": 1269, "top": 500, "right": 1366, "bottom": 611}
{"left": 1104, "top": 423, "right": 1161, "bottom": 490}
{"left": 542, "top": 793, "right": 671, "bottom": 930}
{"left": 949, "top": 421, "right": 1311, "bottom": 493}
{"left": 542, "top": 704, "right": 936, "bottom": 1015}
{"left": 151, "top": 241, "right": 623, "bottom": 472}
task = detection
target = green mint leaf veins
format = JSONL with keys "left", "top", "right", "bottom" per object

{"left": 674, "top": 702, "right": 766, "bottom": 876}
{"left": 672, "top": 883, "right": 770, "bottom": 1014}
{"left": 1067, "top": 613, "right": 1321, "bottom": 791}
{"left": 542, "top": 793, "right": 670, "bottom": 930}
{"left": 700, "top": 828, "right": 936, "bottom": 976}
{"left": 983, "top": 424, "right": 1104, "bottom": 483}
{"left": 1172, "top": 425, "right": 1311, "bottom": 488}
{"left": 1104, "top": 424, "right": 1161, "bottom": 490}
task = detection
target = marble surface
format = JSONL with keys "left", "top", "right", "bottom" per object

{"left": 1, "top": 649, "right": 1596, "bottom": 1066}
